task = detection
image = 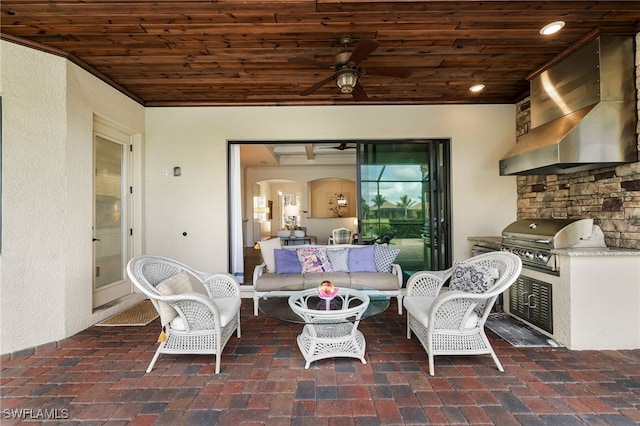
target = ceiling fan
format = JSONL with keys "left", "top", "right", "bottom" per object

{"left": 317, "top": 143, "right": 357, "bottom": 151}
{"left": 288, "top": 35, "right": 412, "bottom": 101}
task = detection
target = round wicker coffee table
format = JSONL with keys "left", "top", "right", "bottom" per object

{"left": 287, "top": 288, "right": 374, "bottom": 369}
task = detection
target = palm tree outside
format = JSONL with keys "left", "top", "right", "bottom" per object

{"left": 397, "top": 195, "right": 416, "bottom": 218}
{"left": 371, "top": 194, "right": 387, "bottom": 219}
{"left": 360, "top": 197, "right": 370, "bottom": 219}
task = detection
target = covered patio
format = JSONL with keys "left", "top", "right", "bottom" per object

{"left": 2, "top": 300, "right": 639, "bottom": 425}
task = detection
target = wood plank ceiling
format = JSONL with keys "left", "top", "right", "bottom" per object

{"left": 1, "top": 1, "right": 639, "bottom": 107}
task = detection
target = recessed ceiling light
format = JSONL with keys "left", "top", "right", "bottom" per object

{"left": 540, "top": 21, "right": 565, "bottom": 35}
{"left": 469, "top": 84, "right": 485, "bottom": 93}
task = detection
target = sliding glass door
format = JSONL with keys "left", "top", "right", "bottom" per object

{"left": 358, "top": 140, "right": 451, "bottom": 281}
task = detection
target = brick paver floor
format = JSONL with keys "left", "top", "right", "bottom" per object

{"left": 1, "top": 299, "right": 640, "bottom": 425}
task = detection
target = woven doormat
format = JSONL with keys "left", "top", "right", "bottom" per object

{"left": 96, "top": 300, "right": 158, "bottom": 326}
{"left": 486, "top": 312, "right": 560, "bottom": 348}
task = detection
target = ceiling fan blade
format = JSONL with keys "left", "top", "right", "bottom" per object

{"left": 365, "top": 66, "right": 412, "bottom": 78}
{"left": 299, "top": 74, "right": 335, "bottom": 96}
{"left": 336, "top": 143, "right": 357, "bottom": 150}
{"left": 288, "top": 57, "right": 329, "bottom": 68}
{"left": 351, "top": 82, "right": 368, "bottom": 101}
{"left": 348, "top": 38, "right": 379, "bottom": 64}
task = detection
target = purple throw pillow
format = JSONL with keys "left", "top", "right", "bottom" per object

{"left": 348, "top": 245, "right": 377, "bottom": 272}
{"left": 274, "top": 249, "right": 302, "bottom": 274}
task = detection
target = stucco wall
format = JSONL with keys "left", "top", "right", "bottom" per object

{"left": 0, "top": 41, "right": 145, "bottom": 354}
{"left": 145, "top": 104, "right": 518, "bottom": 272}
{"left": 1, "top": 42, "right": 68, "bottom": 354}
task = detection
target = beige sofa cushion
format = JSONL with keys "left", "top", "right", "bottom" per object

{"left": 254, "top": 273, "right": 303, "bottom": 291}
{"left": 302, "top": 272, "right": 351, "bottom": 288}
{"left": 350, "top": 272, "right": 399, "bottom": 290}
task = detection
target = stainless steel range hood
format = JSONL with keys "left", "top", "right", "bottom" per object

{"left": 499, "top": 36, "right": 637, "bottom": 176}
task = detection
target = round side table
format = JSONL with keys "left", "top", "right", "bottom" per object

{"left": 288, "top": 288, "right": 370, "bottom": 369}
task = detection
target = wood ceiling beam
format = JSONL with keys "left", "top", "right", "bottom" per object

{"left": 305, "top": 144, "right": 315, "bottom": 160}
{"left": 262, "top": 145, "right": 281, "bottom": 165}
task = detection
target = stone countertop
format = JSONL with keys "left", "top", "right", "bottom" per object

{"left": 553, "top": 247, "right": 640, "bottom": 256}
{"left": 468, "top": 236, "right": 640, "bottom": 256}
{"left": 467, "top": 236, "right": 502, "bottom": 249}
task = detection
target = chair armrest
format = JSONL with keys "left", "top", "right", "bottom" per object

{"left": 161, "top": 292, "right": 222, "bottom": 331}
{"left": 202, "top": 272, "right": 240, "bottom": 298}
{"left": 427, "top": 290, "right": 495, "bottom": 331}
{"left": 406, "top": 268, "right": 453, "bottom": 297}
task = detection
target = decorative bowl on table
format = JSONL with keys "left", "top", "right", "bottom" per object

{"left": 294, "top": 229, "right": 306, "bottom": 238}
{"left": 318, "top": 280, "right": 338, "bottom": 299}
{"left": 277, "top": 230, "right": 290, "bottom": 238}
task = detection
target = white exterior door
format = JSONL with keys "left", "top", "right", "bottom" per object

{"left": 92, "top": 125, "right": 132, "bottom": 308}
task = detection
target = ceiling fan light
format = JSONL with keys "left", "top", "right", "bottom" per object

{"left": 336, "top": 70, "right": 358, "bottom": 94}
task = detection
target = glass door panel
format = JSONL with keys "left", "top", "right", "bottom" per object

{"left": 93, "top": 134, "right": 128, "bottom": 307}
{"left": 358, "top": 141, "right": 451, "bottom": 282}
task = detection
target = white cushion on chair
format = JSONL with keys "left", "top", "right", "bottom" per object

{"left": 404, "top": 296, "right": 478, "bottom": 329}
{"left": 169, "top": 315, "right": 187, "bottom": 331}
{"left": 403, "top": 296, "right": 437, "bottom": 320}
{"left": 212, "top": 297, "right": 242, "bottom": 327}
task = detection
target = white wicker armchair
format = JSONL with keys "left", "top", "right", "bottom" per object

{"left": 404, "top": 252, "right": 522, "bottom": 376}
{"left": 126, "top": 255, "right": 241, "bottom": 374}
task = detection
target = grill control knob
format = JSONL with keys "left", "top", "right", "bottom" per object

{"left": 525, "top": 250, "right": 534, "bottom": 258}
{"left": 536, "top": 252, "right": 549, "bottom": 262}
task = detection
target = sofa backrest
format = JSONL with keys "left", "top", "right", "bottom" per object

{"left": 280, "top": 244, "right": 365, "bottom": 252}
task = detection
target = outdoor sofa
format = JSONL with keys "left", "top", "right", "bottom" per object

{"left": 252, "top": 239, "right": 403, "bottom": 316}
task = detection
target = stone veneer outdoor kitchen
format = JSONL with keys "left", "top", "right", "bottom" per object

{"left": 496, "top": 34, "right": 640, "bottom": 351}
{"left": 513, "top": 37, "right": 640, "bottom": 249}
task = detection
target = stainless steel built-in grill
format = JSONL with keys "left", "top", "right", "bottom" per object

{"left": 500, "top": 218, "right": 606, "bottom": 274}
{"left": 470, "top": 218, "right": 607, "bottom": 331}
{"left": 470, "top": 218, "right": 608, "bottom": 335}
